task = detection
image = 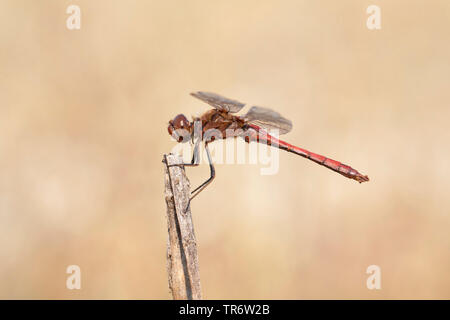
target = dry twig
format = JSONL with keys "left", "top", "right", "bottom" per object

{"left": 163, "top": 154, "right": 202, "bottom": 300}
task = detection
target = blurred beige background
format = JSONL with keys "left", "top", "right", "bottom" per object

{"left": 0, "top": 0, "right": 449, "bottom": 299}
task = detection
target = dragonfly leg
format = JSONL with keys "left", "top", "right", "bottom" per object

{"left": 185, "top": 142, "right": 215, "bottom": 211}
{"left": 167, "top": 139, "right": 201, "bottom": 168}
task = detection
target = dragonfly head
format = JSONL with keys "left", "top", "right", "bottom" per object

{"left": 168, "top": 114, "right": 192, "bottom": 143}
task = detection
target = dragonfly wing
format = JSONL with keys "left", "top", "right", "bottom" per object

{"left": 190, "top": 91, "right": 245, "bottom": 113}
{"left": 244, "top": 106, "right": 293, "bottom": 135}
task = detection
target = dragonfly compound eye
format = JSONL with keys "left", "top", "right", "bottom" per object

{"left": 168, "top": 114, "right": 191, "bottom": 143}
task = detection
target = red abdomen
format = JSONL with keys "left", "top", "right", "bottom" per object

{"left": 244, "top": 125, "right": 369, "bottom": 183}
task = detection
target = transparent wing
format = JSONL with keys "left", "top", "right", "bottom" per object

{"left": 244, "top": 106, "right": 293, "bottom": 135}
{"left": 190, "top": 91, "right": 245, "bottom": 113}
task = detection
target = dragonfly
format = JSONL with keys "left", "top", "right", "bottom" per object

{"left": 168, "top": 91, "right": 369, "bottom": 207}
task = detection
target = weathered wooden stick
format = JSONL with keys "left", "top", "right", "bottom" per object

{"left": 163, "top": 154, "right": 202, "bottom": 300}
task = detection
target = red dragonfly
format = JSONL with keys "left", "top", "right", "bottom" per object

{"left": 168, "top": 92, "right": 369, "bottom": 205}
